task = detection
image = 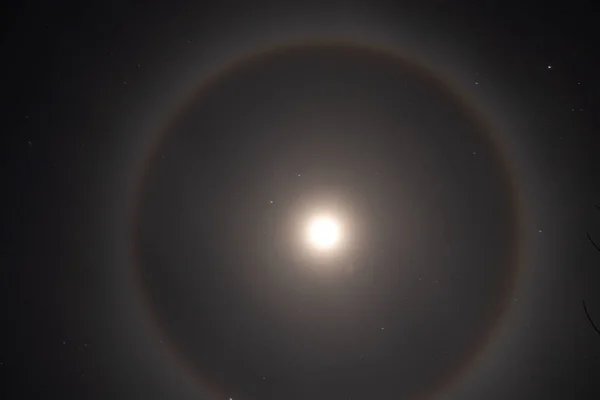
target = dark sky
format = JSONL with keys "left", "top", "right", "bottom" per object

{"left": 3, "top": 1, "right": 600, "bottom": 399}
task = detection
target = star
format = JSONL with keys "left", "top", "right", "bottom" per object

{"left": 547, "top": 65, "right": 552, "bottom": 69}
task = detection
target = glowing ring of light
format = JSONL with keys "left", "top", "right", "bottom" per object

{"left": 129, "top": 37, "right": 525, "bottom": 400}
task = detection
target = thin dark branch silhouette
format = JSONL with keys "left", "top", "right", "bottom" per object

{"left": 587, "top": 231, "right": 600, "bottom": 253}
{"left": 583, "top": 204, "right": 600, "bottom": 337}
{"left": 583, "top": 300, "right": 600, "bottom": 337}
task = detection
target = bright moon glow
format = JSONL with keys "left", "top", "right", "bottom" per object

{"left": 308, "top": 216, "right": 340, "bottom": 249}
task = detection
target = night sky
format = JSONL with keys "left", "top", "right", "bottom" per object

{"left": 3, "top": 1, "right": 600, "bottom": 399}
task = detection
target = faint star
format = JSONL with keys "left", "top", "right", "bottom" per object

{"left": 381, "top": 327, "right": 384, "bottom": 331}
{"left": 28, "top": 141, "right": 32, "bottom": 146}
{"left": 547, "top": 65, "right": 552, "bottom": 69}
{"left": 474, "top": 81, "right": 479, "bottom": 85}
{"left": 297, "top": 173, "right": 301, "bottom": 177}
{"left": 538, "top": 229, "right": 542, "bottom": 233}
{"left": 577, "top": 82, "right": 581, "bottom": 85}
{"left": 136, "top": 64, "right": 141, "bottom": 68}
{"left": 269, "top": 200, "right": 274, "bottom": 204}
{"left": 472, "top": 151, "right": 476, "bottom": 155}
{"left": 61, "top": 341, "right": 66, "bottom": 345}
{"left": 262, "top": 376, "right": 267, "bottom": 380}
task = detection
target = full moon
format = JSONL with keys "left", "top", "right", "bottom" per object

{"left": 307, "top": 216, "right": 340, "bottom": 249}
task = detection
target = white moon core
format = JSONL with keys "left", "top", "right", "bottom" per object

{"left": 307, "top": 216, "right": 340, "bottom": 249}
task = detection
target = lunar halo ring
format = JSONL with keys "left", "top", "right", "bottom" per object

{"left": 129, "top": 36, "right": 525, "bottom": 400}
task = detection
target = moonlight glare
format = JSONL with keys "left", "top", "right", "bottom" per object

{"left": 307, "top": 215, "right": 341, "bottom": 250}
